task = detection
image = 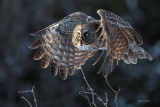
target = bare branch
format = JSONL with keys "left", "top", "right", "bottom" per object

{"left": 80, "top": 68, "right": 109, "bottom": 107}
{"left": 103, "top": 75, "right": 121, "bottom": 107}
{"left": 80, "top": 68, "right": 96, "bottom": 107}
{"left": 32, "top": 86, "right": 37, "bottom": 107}
{"left": 80, "top": 68, "right": 92, "bottom": 90}
{"left": 21, "top": 96, "right": 32, "bottom": 107}
{"left": 79, "top": 87, "right": 93, "bottom": 107}
{"left": 18, "top": 85, "right": 37, "bottom": 107}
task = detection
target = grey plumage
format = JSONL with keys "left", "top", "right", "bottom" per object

{"left": 29, "top": 9, "right": 153, "bottom": 80}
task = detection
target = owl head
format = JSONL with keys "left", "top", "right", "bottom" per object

{"left": 72, "top": 22, "right": 99, "bottom": 50}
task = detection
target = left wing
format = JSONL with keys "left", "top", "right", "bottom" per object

{"left": 96, "top": 9, "right": 153, "bottom": 76}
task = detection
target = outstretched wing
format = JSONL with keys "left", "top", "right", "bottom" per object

{"left": 29, "top": 12, "right": 94, "bottom": 80}
{"left": 96, "top": 9, "right": 153, "bottom": 76}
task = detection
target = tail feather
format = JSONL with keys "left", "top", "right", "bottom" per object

{"left": 123, "top": 43, "right": 153, "bottom": 64}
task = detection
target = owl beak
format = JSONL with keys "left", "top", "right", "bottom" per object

{"left": 78, "top": 37, "right": 83, "bottom": 45}
{"left": 78, "top": 37, "right": 82, "bottom": 42}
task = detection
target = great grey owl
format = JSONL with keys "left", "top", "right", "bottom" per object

{"left": 29, "top": 9, "right": 153, "bottom": 80}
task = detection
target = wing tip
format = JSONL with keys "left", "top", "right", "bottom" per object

{"left": 60, "top": 72, "right": 68, "bottom": 80}
{"left": 41, "top": 62, "right": 49, "bottom": 69}
{"left": 59, "top": 67, "right": 68, "bottom": 80}
{"left": 50, "top": 62, "right": 58, "bottom": 77}
{"left": 97, "top": 9, "right": 105, "bottom": 14}
{"left": 30, "top": 33, "right": 36, "bottom": 36}
{"left": 33, "top": 57, "right": 40, "bottom": 60}
{"left": 146, "top": 53, "right": 153, "bottom": 61}
{"left": 28, "top": 44, "right": 36, "bottom": 49}
{"left": 30, "top": 29, "right": 48, "bottom": 37}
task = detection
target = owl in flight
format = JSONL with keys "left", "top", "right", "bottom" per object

{"left": 29, "top": 9, "right": 153, "bottom": 80}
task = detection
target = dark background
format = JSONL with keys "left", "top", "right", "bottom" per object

{"left": 0, "top": 0, "right": 160, "bottom": 107}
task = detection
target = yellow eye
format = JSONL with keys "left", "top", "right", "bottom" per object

{"left": 85, "top": 33, "right": 88, "bottom": 36}
{"left": 84, "top": 32, "right": 89, "bottom": 37}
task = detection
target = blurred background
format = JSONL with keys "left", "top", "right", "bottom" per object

{"left": 0, "top": 0, "right": 160, "bottom": 107}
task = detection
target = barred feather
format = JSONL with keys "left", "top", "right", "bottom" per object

{"left": 41, "top": 54, "right": 51, "bottom": 68}
{"left": 97, "top": 9, "right": 153, "bottom": 76}
{"left": 50, "top": 62, "right": 58, "bottom": 76}
{"left": 33, "top": 46, "right": 46, "bottom": 60}
{"left": 29, "top": 9, "right": 153, "bottom": 80}
{"left": 29, "top": 12, "right": 93, "bottom": 80}
{"left": 29, "top": 38, "right": 45, "bottom": 49}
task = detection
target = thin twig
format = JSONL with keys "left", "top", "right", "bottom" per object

{"left": 79, "top": 67, "right": 120, "bottom": 107}
{"left": 80, "top": 68, "right": 110, "bottom": 107}
{"left": 103, "top": 75, "right": 120, "bottom": 107}
{"left": 105, "top": 92, "right": 108, "bottom": 105}
{"left": 114, "top": 87, "right": 120, "bottom": 107}
{"left": 18, "top": 85, "right": 37, "bottom": 107}
{"left": 80, "top": 68, "right": 97, "bottom": 107}
{"left": 80, "top": 68, "right": 92, "bottom": 89}
{"left": 96, "top": 93, "right": 107, "bottom": 107}
{"left": 79, "top": 87, "right": 92, "bottom": 107}
{"left": 31, "top": 86, "right": 37, "bottom": 107}
{"left": 21, "top": 96, "right": 32, "bottom": 107}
